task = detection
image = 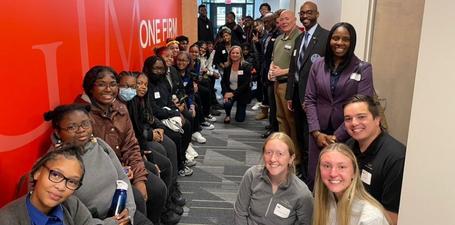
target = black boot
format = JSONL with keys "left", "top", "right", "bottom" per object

{"left": 171, "top": 183, "right": 186, "bottom": 206}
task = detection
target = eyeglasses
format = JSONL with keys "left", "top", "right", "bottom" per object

{"left": 94, "top": 81, "right": 118, "bottom": 89}
{"left": 60, "top": 120, "right": 91, "bottom": 133}
{"left": 43, "top": 165, "right": 82, "bottom": 190}
{"left": 299, "top": 10, "right": 315, "bottom": 16}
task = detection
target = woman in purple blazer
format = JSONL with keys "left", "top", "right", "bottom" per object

{"left": 304, "top": 22, "right": 374, "bottom": 189}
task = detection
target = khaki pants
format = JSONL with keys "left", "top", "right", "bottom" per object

{"left": 274, "top": 82, "right": 301, "bottom": 164}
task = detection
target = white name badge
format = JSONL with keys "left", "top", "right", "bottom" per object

{"left": 237, "top": 70, "right": 244, "bottom": 75}
{"left": 273, "top": 203, "right": 290, "bottom": 218}
{"left": 361, "top": 169, "right": 372, "bottom": 185}
{"left": 183, "top": 81, "right": 188, "bottom": 86}
{"left": 206, "top": 25, "right": 209, "bottom": 29}
{"left": 222, "top": 49, "right": 226, "bottom": 54}
{"left": 271, "top": 38, "right": 276, "bottom": 41}
{"left": 154, "top": 92, "right": 161, "bottom": 99}
{"left": 350, "top": 73, "right": 361, "bottom": 81}
{"left": 293, "top": 49, "right": 297, "bottom": 57}
{"left": 284, "top": 44, "right": 292, "bottom": 50}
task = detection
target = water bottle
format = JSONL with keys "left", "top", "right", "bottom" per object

{"left": 107, "top": 180, "right": 128, "bottom": 216}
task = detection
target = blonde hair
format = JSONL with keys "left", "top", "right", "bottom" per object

{"left": 227, "top": 45, "right": 245, "bottom": 67}
{"left": 262, "top": 132, "right": 296, "bottom": 175}
{"left": 312, "top": 143, "right": 391, "bottom": 225}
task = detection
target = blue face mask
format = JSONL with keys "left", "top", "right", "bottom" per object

{"left": 118, "top": 87, "right": 137, "bottom": 102}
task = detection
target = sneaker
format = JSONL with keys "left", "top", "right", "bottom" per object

{"left": 185, "top": 159, "right": 197, "bottom": 167}
{"left": 192, "top": 132, "right": 207, "bottom": 143}
{"left": 251, "top": 102, "right": 262, "bottom": 111}
{"left": 205, "top": 114, "right": 217, "bottom": 122}
{"left": 186, "top": 143, "right": 199, "bottom": 158}
{"left": 178, "top": 166, "right": 193, "bottom": 177}
{"left": 201, "top": 121, "right": 215, "bottom": 130}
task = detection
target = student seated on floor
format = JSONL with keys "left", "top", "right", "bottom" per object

{"left": 0, "top": 146, "right": 115, "bottom": 225}
{"left": 234, "top": 132, "right": 313, "bottom": 225}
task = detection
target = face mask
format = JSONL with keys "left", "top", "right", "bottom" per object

{"left": 118, "top": 87, "right": 137, "bottom": 102}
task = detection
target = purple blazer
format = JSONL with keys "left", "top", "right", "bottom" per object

{"left": 304, "top": 56, "right": 374, "bottom": 141}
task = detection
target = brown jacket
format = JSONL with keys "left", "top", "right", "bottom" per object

{"left": 75, "top": 94, "right": 148, "bottom": 184}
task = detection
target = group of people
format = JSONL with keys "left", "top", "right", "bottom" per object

{"left": 0, "top": 1, "right": 406, "bottom": 225}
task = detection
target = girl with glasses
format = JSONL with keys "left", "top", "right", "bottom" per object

{"left": 0, "top": 146, "right": 107, "bottom": 225}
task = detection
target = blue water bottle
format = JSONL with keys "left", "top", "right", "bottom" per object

{"left": 108, "top": 180, "right": 128, "bottom": 216}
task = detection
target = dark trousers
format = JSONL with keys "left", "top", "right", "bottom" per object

{"left": 292, "top": 85, "right": 309, "bottom": 182}
{"left": 163, "top": 118, "right": 191, "bottom": 171}
{"left": 134, "top": 210, "right": 155, "bottom": 225}
{"left": 199, "top": 78, "right": 212, "bottom": 117}
{"left": 224, "top": 98, "right": 247, "bottom": 122}
{"left": 267, "top": 85, "right": 279, "bottom": 131}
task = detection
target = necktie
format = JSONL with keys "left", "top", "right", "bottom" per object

{"left": 295, "top": 32, "right": 310, "bottom": 82}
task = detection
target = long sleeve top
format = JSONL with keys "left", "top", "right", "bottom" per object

{"left": 234, "top": 165, "right": 314, "bottom": 225}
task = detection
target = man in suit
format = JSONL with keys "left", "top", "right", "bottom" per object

{"left": 285, "top": 1, "right": 329, "bottom": 182}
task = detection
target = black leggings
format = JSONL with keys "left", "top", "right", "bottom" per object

{"left": 146, "top": 135, "right": 178, "bottom": 188}
{"left": 142, "top": 160, "right": 167, "bottom": 224}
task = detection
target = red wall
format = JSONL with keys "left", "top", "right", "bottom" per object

{"left": 0, "top": 0, "right": 182, "bottom": 207}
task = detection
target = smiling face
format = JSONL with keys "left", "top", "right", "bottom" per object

{"left": 136, "top": 74, "right": 148, "bottom": 97}
{"left": 229, "top": 47, "right": 242, "bottom": 62}
{"left": 160, "top": 49, "right": 174, "bottom": 67}
{"left": 91, "top": 72, "right": 118, "bottom": 106}
{"left": 31, "top": 156, "right": 82, "bottom": 214}
{"left": 57, "top": 110, "right": 93, "bottom": 147}
{"left": 189, "top": 45, "right": 200, "bottom": 60}
{"left": 330, "top": 26, "right": 351, "bottom": 60}
{"left": 319, "top": 150, "right": 355, "bottom": 199}
{"left": 168, "top": 43, "right": 180, "bottom": 57}
{"left": 299, "top": 2, "right": 319, "bottom": 30}
{"left": 263, "top": 139, "right": 295, "bottom": 180}
{"left": 176, "top": 53, "right": 190, "bottom": 71}
{"left": 344, "top": 102, "right": 381, "bottom": 146}
{"left": 222, "top": 32, "right": 231, "bottom": 43}
{"left": 278, "top": 11, "right": 296, "bottom": 34}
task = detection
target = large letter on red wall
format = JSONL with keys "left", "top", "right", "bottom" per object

{"left": 0, "top": 0, "right": 182, "bottom": 207}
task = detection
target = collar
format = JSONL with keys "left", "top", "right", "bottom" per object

{"left": 259, "top": 166, "right": 293, "bottom": 189}
{"left": 306, "top": 23, "right": 318, "bottom": 38}
{"left": 352, "top": 131, "right": 385, "bottom": 157}
{"left": 26, "top": 194, "right": 64, "bottom": 225}
{"left": 281, "top": 27, "right": 299, "bottom": 41}
{"left": 90, "top": 98, "right": 126, "bottom": 118}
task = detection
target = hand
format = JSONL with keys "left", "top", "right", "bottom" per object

{"left": 134, "top": 181, "right": 148, "bottom": 201}
{"left": 155, "top": 164, "right": 161, "bottom": 177}
{"left": 152, "top": 130, "right": 161, "bottom": 142}
{"left": 125, "top": 166, "right": 133, "bottom": 180}
{"left": 224, "top": 92, "right": 234, "bottom": 102}
{"left": 193, "top": 83, "right": 199, "bottom": 93}
{"left": 155, "top": 128, "right": 164, "bottom": 142}
{"left": 314, "top": 132, "right": 337, "bottom": 148}
{"left": 190, "top": 105, "right": 196, "bottom": 118}
{"left": 176, "top": 102, "right": 185, "bottom": 112}
{"left": 113, "top": 209, "right": 130, "bottom": 225}
{"left": 252, "top": 32, "right": 259, "bottom": 43}
{"left": 287, "top": 100, "right": 293, "bottom": 111}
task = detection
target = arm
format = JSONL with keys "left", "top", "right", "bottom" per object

{"left": 148, "top": 91, "right": 180, "bottom": 120}
{"left": 304, "top": 63, "right": 321, "bottom": 133}
{"left": 234, "top": 167, "right": 254, "bottom": 225}
{"left": 295, "top": 189, "right": 314, "bottom": 225}
{"left": 68, "top": 196, "right": 117, "bottom": 225}
{"left": 103, "top": 139, "right": 136, "bottom": 225}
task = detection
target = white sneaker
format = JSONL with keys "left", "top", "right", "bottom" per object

{"left": 186, "top": 143, "right": 199, "bottom": 159}
{"left": 201, "top": 121, "right": 215, "bottom": 130}
{"left": 251, "top": 102, "right": 262, "bottom": 111}
{"left": 192, "top": 132, "right": 206, "bottom": 144}
{"left": 205, "top": 115, "right": 217, "bottom": 122}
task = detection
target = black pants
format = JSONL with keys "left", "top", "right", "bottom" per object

{"left": 146, "top": 141, "right": 174, "bottom": 190}
{"left": 134, "top": 210, "right": 154, "bottom": 225}
{"left": 292, "top": 85, "right": 309, "bottom": 181}
{"left": 224, "top": 98, "right": 247, "bottom": 122}
{"left": 199, "top": 78, "right": 212, "bottom": 117}
{"left": 163, "top": 118, "right": 191, "bottom": 171}
{"left": 143, "top": 160, "right": 167, "bottom": 224}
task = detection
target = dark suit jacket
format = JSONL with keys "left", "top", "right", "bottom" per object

{"left": 286, "top": 24, "right": 329, "bottom": 103}
{"left": 221, "top": 62, "right": 252, "bottom": 105}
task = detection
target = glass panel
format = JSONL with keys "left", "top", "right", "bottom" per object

{"left": 246, "top": 0, "right": 254, "bottom": 3}
{"left": 213, "top": 0, "right": 225, "bottom": 3}
{"left": 216, "top": 6, "right": 226, "bottom": 27}
{"left": 231, "top": 0, "right": 246, "bottom": 3}
{"left": 231, "top": 7, "right": 243, "bottom": 22}
{"left": 246, "top": 4, "right": 253, "bottom": 17}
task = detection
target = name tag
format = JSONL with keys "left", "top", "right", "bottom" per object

{"left": 284, "top": 44, "right": 292, "bottom": 50}
{"left": 154, "top": 92, "right": 161, "bottom": 99}
{"left": 293, "top": 49, "right": 297, "bottom": 57}
{"left": 183, "top": 81, "right": 188, "bottom": 86}
{"left": 237, "top": 70, "right": 244, "bottom": 75}
{"left": 361, "top": 169, "right": 372, "bottom": 185}
{"left": 206, "top": 25, "right": 209, "bottom": 29}
{"left": 271, "top": 38, "right": 276, "bottom": 41}
{"left": 350, "top": 73, "right": 361, "bottom": 81}
{"left": 222, "top": 49, "right": 226, "bottom": 54}
{"left": 273, "top": 203, "right": 290, "bottom": 218}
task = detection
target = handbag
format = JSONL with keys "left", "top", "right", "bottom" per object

{"left": 161, "top": 116, "right": 184, "bottom": 134}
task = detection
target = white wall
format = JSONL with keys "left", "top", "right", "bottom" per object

{"left": 294, "top": 0, "right": 341, "bottom": 30}
{"left": 398, "top": 1, "right": 455, "bottom": 224}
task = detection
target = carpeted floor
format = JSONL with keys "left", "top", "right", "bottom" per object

{"left": 178, "top": 107, "right": 268, "bottom": 225}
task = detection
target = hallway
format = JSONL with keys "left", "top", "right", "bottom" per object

{"left": 179, "top": 109, "right": 267, "bottom": 225}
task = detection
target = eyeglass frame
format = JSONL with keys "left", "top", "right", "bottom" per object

{"left": 59, "top": 120, "right": 92, "bottom": 133}
{"left": 42, "top": 165, "right": 83, "bottom": 190}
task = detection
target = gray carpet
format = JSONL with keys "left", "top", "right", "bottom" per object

{"left": 178, "top": 108, "right": 268, "bottom": 225}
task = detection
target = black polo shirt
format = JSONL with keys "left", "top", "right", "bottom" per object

{"left": 346, "top": 132, "right": 406, "bottom": 213}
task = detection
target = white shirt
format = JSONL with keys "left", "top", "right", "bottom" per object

{"left": 328, "top": 194, "right": 389, "bottom": 225}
